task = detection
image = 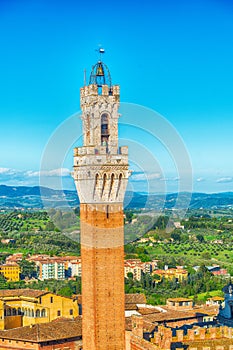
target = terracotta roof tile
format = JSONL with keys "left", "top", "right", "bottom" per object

{"left": 167, "top": 297, "right": 192, "bottom": 302}
{"left": 125, "top": 317, "right": 156, "bottom": 333}
{"left": 0, "top": 318, "right": 82, "bottom": 342}
{"left": 143, "top": 309, "right": 198, "bottom": 323}
{"left": 125, "top": 294, "right": 146, "bottom": 304}
{"left": 125, "top": 303, "right": 138, "bottom": 310}
{"left": 137, "top": 307, "right": 160, "bottom": 315}
{"left": 0, "top": 289, "right": 48, "bottom": 298}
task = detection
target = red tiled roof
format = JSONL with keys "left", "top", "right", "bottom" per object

{"left": 125, "top": 317, "right": 156, "bottom": 333}
{"left": 143, "top": 309, "right": 199, "bottom": 323}
{"left": 0, "top": 289, "right": 48, "bottom": 298}
{"left": 0, "top": 318, "right": 82, "bottom": 342}
{"left": 167, "top": 298, "right": 192, "bottom": 302}
{"left": 125, "top": 294, "right": 147, "bottom": 304}
{"left": 137, "top": 307, "right": 160, "bottom": 315}
{"left": 208, "top": 296, "right": 224, "bottom": 301}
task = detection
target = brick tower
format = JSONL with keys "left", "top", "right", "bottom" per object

{"left": 73, "top": 53, "right": 129, "bottom": 350}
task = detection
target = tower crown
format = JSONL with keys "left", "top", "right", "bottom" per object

{"left": 73, "top": 54, "right": 129, "bottom": 204}
{"left": 89, "top": 60, "right": 112, "bottom": 90}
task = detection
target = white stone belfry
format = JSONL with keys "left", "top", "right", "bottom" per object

{"left": 73, "top": 67, "right": 130, "bottom": 205}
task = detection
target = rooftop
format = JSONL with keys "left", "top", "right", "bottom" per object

{"left": 0, "top": 317, "right": 82, "bottom": 342}
{"left": 0, "top": 289, "right": 48, "bottom": 298}
{"left": 167, "top": 298, "right": 193, "bottom": 302}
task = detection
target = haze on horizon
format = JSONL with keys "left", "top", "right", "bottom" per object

{"left": 0, "top": 0, "right": 233, "bottom": 194}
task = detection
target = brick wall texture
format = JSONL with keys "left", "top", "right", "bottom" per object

{"left": 80, "top": 203, "right": 125, "bottom": 350}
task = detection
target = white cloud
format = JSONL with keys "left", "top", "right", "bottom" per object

{"left": 131, "top": 172, "right": 162, "bottom": 181}
{"left": 0, "top": 168, "right": 17, "bottom": 175}
{"left": 216, "top": 177, "right": 233, "bottom": 183}
{"left": 0, "top": 167, "right": 72, "bottom": 188}
{"left": 196, "top": 177, "right": 205, "bottom": 182}
{"left": 160, "top": 176, "right": 180, "bottom": 182}
{"left": 26, "top": 168, "right": 71, "bottom": 178}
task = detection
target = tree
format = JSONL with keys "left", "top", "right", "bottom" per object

{"left": 127, "top": 272, "right": 134, "bottom": 279}
{"left": 196, "top": 234, "right": 205, "bottom": 243}
{"left": 0, "top": 274, "right": 7, "bottom": 289}
{"left": 19, "top": 259, "right": 37, "bottom": 279}
{"left": 45, "top": 221, "right": 56, "bottom": 231}
{"left": 152, "top": 216, "right": 169, "bottom": 230}
{"left": 171, "top": 232, "right": 181, "bottom": 242}
{"left": 201, "top": 251, "right": 211, "bottom": 260}
{"left": 58, "top": 286, "right": 73, "bottom": 297}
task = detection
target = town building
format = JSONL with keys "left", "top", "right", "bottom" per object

{"left": 124, "top": 259, "right": 156, "bottom": 281}
{"left": 0, "top": 289, "right": 79, "bottom": 330}
{"left": 166, "top": 297, "right": 193, "bottom": 310}
{"left": 130, "top": 315, "right": 233, "bottom": 350}
{"left": 124, "top": 295, "right": 219, "bottom": 329}
{"left": 65, "top": 257, "right": 82, "bottom": 278}
{"left": 28, "top": 256, "right": 65, "bottom": 280}
{"left": 0, "top": 262, "right": 20, "bottom": 281}
{"left": 206, "top": 296, "right": 225, "bottom": 306}
{"left": 0, "top": 317, "right": 82, "bottom": 350}
{"left": 124, "top": 260, "right": 144, "bottom": 281}
{"left": 152, "top": 267, "right": 188, "bottom": 282}
{"left": 73, "top": 52, "right": 130, "bottom": 349}
{"left": 5, "top": 253, "right": 23, "bottom": 263}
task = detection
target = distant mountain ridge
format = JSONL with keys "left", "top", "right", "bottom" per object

{"left": 0, "top": 185, "right": 233, "bottom": 210}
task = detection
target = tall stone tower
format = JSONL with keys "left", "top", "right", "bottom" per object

{"left": 73, "top": 53, "right": 129, "bottom": 349}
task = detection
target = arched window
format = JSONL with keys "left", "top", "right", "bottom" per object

{"left": 41, "top": 309, "right": 46, "bottom": 317}
{"left": 116, "top": 173, "right": 122, "bottom": 199}
{"left": 101, "top": 173, "right": 107, "bottom": 197}
{"left": 108, "top": 174, "right": 114, "bottom": 197}
{"left": 36, "top": 309, "right": 40, "bottom": 318}
{"left": 17, "top": 307, "right": 21, "bottom": 315}
{"left": 101, "top": 113, "right": 109, "bottom": 146}
{"left": 93, "top": 173, "right": 99, "bottom": 199}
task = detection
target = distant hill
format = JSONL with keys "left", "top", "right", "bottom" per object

{"left": 0, "top": 185, "right": 233, "bottom": 210}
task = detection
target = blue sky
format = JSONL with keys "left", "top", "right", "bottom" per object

{"left": 0, "top": 0, "right": 233, "bottom": 193}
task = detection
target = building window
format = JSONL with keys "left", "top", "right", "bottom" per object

{"left": 41, "top": 309, "right": 46, "bottom": 317}
{"left": 69, "top": 309, "right": 73, "bottom": 315}
{"left": 57, "top": 310, "right": 61, "bottom": 317}
{"left": 101, "top": 113, "right": 109, "bottom": 146}
{"left": 50, "top": 296, "right": 53, "bottom": 303}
